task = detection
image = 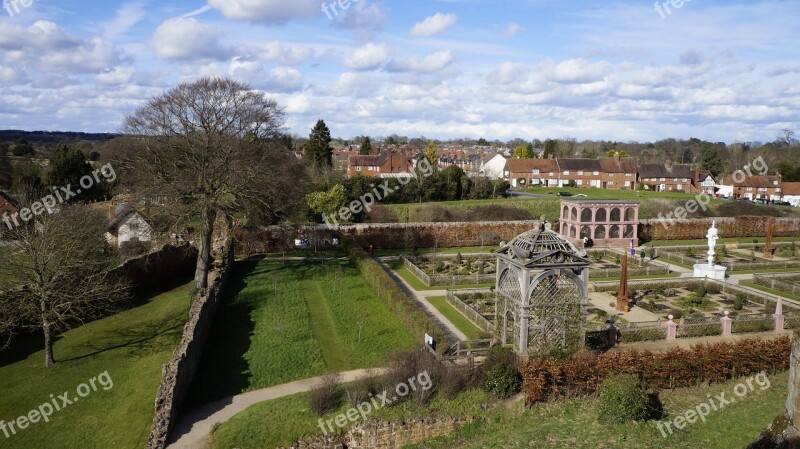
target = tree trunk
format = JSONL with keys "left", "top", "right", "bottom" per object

{"left": 39, "top": 297, "right": 56, "bottom": 367}
{"left": 194, "top": 209, "right": 215, "bottom": 291}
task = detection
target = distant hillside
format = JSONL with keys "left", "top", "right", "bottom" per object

{"left": 0, "top": 130, "right": 119, "bottom": 146}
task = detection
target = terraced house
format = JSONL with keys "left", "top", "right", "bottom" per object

{"left": 347, "top": 150, "right": 414, "bottom": 178}
{"left": 638, "top": 160, "right": 695, "bottom": 192}
{"left": 718, "top": 174, "right": 783, "bottom": 201}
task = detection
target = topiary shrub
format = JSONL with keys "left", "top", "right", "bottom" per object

{"left": 483, "top": 363, "right": 522, "bottom": 399}
{"left": 734, "top": 293, "right": 747, "bottom": 311}
{"left": 596, "top": 374, "right": 649, "bottom": 424}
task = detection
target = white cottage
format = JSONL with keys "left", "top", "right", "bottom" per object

{"left": 106, "top": 204, "right": 153, "bottom": 247}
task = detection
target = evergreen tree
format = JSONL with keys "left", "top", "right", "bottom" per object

{"left": 306, "top": 120, "right": 333, "bottom": 167}
{"left": 700, "top": 144, "right": 724, "bottom": 178}
{"left": 48, "top": 145, "right": 104, "bottom": 201}
{"left": 543, "top": 139, "right": 557, "bottom": 159}
{"left": 513, "top": 145, "right": 533, "bottom": 158}
{"left": 359, "top": 136, "right": 372, "bottom": 155}
{"left": 425, "top": 141, "right": 437, "bottom": 167}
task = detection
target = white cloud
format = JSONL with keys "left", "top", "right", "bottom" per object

{"left": 102, "top": 3, "right": 146, "bottom": 39}
{"left": 95, "top": 67, "right": 135, "bottom": 85}
{"left": 409, "top": 13, "right": 457, "bottom": 37}
{"left": 150, "top": 18, "right": 231, "bottom": 61}
{"left": 259, "top": 41, "right": 314, "bottom": 66}
{"left": 388, "top": 50, "right": 455, "bottom": 73}
{"left": 332, "top": 1, "right": 386, "bottom": 31}
{"left": 342, "top": 43, "right": 391, "bottom": 70}
{"left": 503, "top": 23, "right": 524, "bottom": 37}
{"left": 208, "top": 0, "right": 317, "bottom": 24}
{"left": 265, "top": 66, "right": 304, "bottom": 93}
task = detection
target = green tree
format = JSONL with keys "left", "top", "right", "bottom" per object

{"left": 543, "top": 139, "right": 557, "bottom": 159}
{"left": 306, "top": 120, "right": 333, "bottom": 167}
{"left": 425, "top": 141, "right": 437, "bottom": 167}
{"left": 0, "top": 152, "right": 11, "bottom": 188}
{"left": 513, "top": 145, "right": 533, "bottom": 158}
{"left": 48, "top": 145, "right": 104, "bottom": 201}
{"left": 359, "top": 136, "right": 372, "bottom": 155}
{"left": 306, "top": 184, "right": 348, "bottom": 223}
{"left": 700, "top": 144, "right": 724, "bottom": 178}
{"left": 11, "top": 138, "right": 34, "bottom": 156}
{"left": 13, "top": 162, "right": 43, "bottom": 194}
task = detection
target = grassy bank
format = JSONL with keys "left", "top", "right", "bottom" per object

{"left": 0, "top": 280, "right": 194, "bottom": 449}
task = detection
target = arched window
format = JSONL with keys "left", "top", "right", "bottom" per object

{"left": 581, "top": 208, "right": 592, "bottom": 223}
{"left": 580, "top": 226, "right": 591, "bottom": 239}
{"left": 595, "top": 208, "right": 607, "bottom": 222}
{"left": 594, "top": 225, "right": 606, "bottom": 239}
{"left": 563, "top": 206, "right": 569, "bottom": 220}
{"left": 625, "top": 207, "right": 636, "bottom": 221}
{"left": 609, "top": 225, "right": 620, "bottom": 239}
{"left": 571, "top": 207, "right": 578, "bottom": 221}
{"left": 610, "top": 208, "right": 621, "bottom": 222}
{"left": 624, "top": 224, "right": 634, "bottom": 239}
{"left": 570, "top": 225, "right": 577, "bottom": 238}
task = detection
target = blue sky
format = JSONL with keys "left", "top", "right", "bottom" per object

{"left": 0, "top": 0, "right": 798, "bottom": 142}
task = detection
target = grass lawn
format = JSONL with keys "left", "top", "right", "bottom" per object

{"left": 740, "top": 280, "right": 800, "bottom": 301}
{"left": 409, "top": 371, "right": 789, "bottom": 449}
{"left": 210, "top": 386, "right": 490, "bottom": 449}
{"left": 186, "top": 258, "right": 416, "bottom": 409}
{"left": 592, "top": 272, "right": 682, "bottom": 282}
{"left": 0, "top": 279, "right": 194, "bottom": 449}
{"left": 375, "top": 246, "right": 497, "bottom": 257}
{"left": 426, "top": 296, "right": 486, "bottom": 341}
{"left": 521, "top": 186, "right": 707, "bottom": 201}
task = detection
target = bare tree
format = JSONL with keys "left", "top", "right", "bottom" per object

{"left": 0, "top": 204, "right": 130, "bottom": 367}
{"left": 121, "top": 77, "right": 304, "bottom": 290}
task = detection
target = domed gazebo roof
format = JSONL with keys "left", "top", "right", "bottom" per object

{"left": 497, "top": 221, "right": 590, "bottom": 268}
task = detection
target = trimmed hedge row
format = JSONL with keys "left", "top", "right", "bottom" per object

{"left": 522, "top": 335, "right": 791, "bottom": 405}
{"left": 345, "top": 243, "right": 453, "bottom": 354}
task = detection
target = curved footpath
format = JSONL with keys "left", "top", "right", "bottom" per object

{"left": 166, "top": 368, "right": 386, "bottom": 449}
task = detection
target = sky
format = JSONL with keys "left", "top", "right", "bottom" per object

{"left": 0, "top": 0, "right": 798, "bottom": 143}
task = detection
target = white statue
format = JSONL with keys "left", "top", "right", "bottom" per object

{"left": 706, "top": 220, "right": 719, "bottom": 266}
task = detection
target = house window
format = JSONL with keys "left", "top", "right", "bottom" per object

{"left": 578, "top": 170, "right": 584, "bottom": 175}
{"left": 677, "top": 184, "right": 683, "bottom": 190}
{"left": 356, "top": 166, "right": 361, "bottom": 171}
{"left": 626, "top": 173, "right": 633, "bottom": 177}
{"left": 593, "top": 171, "right": 599, "bottom": 175}
{"left": 532, "top": 169, "right": 540, "bottom": 175}
{"left": 577, "top": 180, "right": 583, "bottom": 185}
{"left": 549, "top": 171, "right": 554, "bottom": 176}
{"left": 659, "top": 178, "right": 666, "bottom": 181}
{"left": 564, "top": 170, "right": 570, "bottom": 175}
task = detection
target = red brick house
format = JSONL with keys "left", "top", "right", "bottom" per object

{"left": 507, "top": 158, "right": 559, "bottom": 188}
{"left": 598, "top": 157, "right": 638, "bottom": 190}
{"left": 719, "top": 175, "right": 782, "bottom": 201}
{"left": 557, "top": 159, "right": 603, "bottom": 188}
{"left": 347, "top": 150, "right": 413, "bottom": 178}
{"left": 638, "top": 161, "right": 695, "bottom": 192}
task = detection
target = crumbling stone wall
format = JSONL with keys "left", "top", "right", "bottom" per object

{"left": 278, "top": 417, "right": 474, "bottom": 449}
{"left": 110, "top": 243, "right": 198, "bottom": 294}
{"left": 145, "top": 241, "right": 235, "bottom": 449}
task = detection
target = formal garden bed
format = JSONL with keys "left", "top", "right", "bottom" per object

{"left": 753, "top": 272, "right": 800, "bottom": 297}
{"left": 403, "top": 250, "right": 669, "bottom": 287}
{"left": 656, "top": 241, "right": 800, "bottom": 271}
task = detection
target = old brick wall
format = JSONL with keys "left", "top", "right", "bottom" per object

{"left": 234, "top": 221, "right": 543, "bottom": 254}
{"left": 278, "top": 417, "right": 474, "bottom": 449}
{"left": 639, "top": 216, "right": 800, "bottom": 241}
{"left": 145, "top": 241, "right": 235, "bottom": 449}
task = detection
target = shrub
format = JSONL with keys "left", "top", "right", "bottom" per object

{"left": 597, "top": 374, "right": 649, "bottom": 424}
{"left": 384, "top": 350, "right": 442, "bottom": 404}
{"left": 484, "top": 363, "right": 522, "bottom": 399}
{"left": 705, "top": 283, "right": 722, "bottom": 295}
{"left": 696, "top": 284, "right": 707, "bottom": 297}
{"left": 434, "top": 261, "right": 444, "bottom": 273}
{"left": 477, "top": 261, "right": 485, "bottom": 274}
{"left": 662, "top": 288, "right": 678, "bottom": 297}
{"left": 309, "top": 373, "right": 342, "bottom": 416}
{"left": 455, "top": 252, "right": 463, "bottom": 265}
{"left": 596, "top": 309, "right": 608, "bottom": 318}
{"left": 669, "top": 308, "right": 683, "bottom": 319}
{"left": 346, "top": 372, "right": 381, "bottom": 407}
{"left": 734, "top": 293, "right": 747, "bottom": 311}
{"left": 685, "top": 247, "right": 695, "bottom": 257}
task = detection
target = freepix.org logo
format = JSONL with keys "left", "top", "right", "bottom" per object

{"left": 3, "top": 0, "right": 33, "bottom": 17}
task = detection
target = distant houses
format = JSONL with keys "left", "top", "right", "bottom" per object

{"left": 106, "top": 203, "right": 153, "bottom": 248}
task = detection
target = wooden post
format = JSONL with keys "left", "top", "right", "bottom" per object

{"left": 616, "top": 254, "right": 629, "bottom": 313}
{"left": 764, "top": 218, "right": 774, "bottom": 260}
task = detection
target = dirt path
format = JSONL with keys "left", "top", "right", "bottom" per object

{"left": 166, "top": 368, "right": 386, "bottom": 449}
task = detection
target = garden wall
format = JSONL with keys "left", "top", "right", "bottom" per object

{"left": 639, "top": 216, "right": 800, "bottom": 241}
{"left": 145, "top": 241, "right": 235, "bottom": 449}
{"left": 110, "top": 243, "right": 198, "bottom": 294}
{"left": 278, "top": 417, "right": 475, "bottom": 449}
{"left": 234, "top": 221, "right": 542, "bottom": 254}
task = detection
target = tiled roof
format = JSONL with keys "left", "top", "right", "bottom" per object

{"left": 598, "top": 157, "right": 637, "bottom": 173}
{"left": 557, "top": 158, "right": 602, "bottom": 171}
{"left": 783, "top": 182, "right": 800, "bottom": 195}
{"left": 721, "top": 175, "right": 782, "bottom": 188}
{"left": 638, "top": 163, "right": 694, "bottom": 179}
{"left": 507, "top": 158, "right": 559, "bottom": 173}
